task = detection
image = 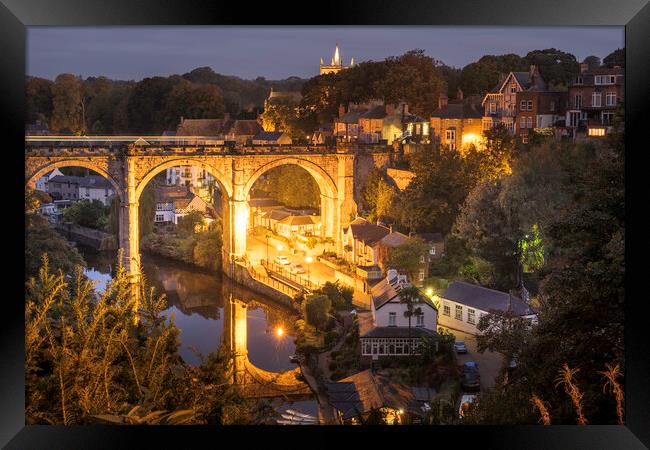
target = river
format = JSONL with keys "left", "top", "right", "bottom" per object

{"left": 80, "top": 246, "right": 298, "bottom": 372}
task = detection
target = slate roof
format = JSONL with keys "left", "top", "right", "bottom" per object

{"left": 361, "top": 326, "right": 438, "bottom": 339}
{"left": 253, "top": 131, "right": 285, "bottom": 141}
{"left": 279, "top": 215, "right": 317, "bottom": 226}
{"left": 154, "top": 185, "right": 193, "bottom": 203}
{"left": 430, "top": 102, "right": 483, "bottom": 119}
{"left": 361, "top": 105, "right": 387, "bottom": 120}
{"left": 263, "top": 209, "right": 292, "bottom": 221}
{"left": 441, "top": 281, "right": 535, "bottom": 316}
{"left": 370, "top": 276, "right": 436, "bottom": 311}
{"left": 337, "top": 110, "right": 366, "bottom": 124}
{"left": 402, "top": 113, "right": 427, "bottom": 123}
{"left": 379, "top": 231, "right": 409, "bottom": 248}
{"left": 229, "top": 120, "right": 263, "bottom": 136}
{"left": 248, "top": 198, "right": 284, "bottom": 208}
{"left": 327, "top": 370, "right": 421, "bottom": 420}
{"left": 349, "top": 218, "right": 390, "bottom": 245}
{"left": 176, "top": 118, "right": 231, "bottom": 136}
{"left": 49, "top": 175, "right": 113, "bottom": 190}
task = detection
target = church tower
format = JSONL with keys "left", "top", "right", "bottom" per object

{"left": 320, "top": 43, "right": 353, "bottom": 75}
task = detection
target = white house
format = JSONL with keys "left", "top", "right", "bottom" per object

{"left": 77, "top": 176, "right": 116, "bottom": 206}
{"left": 361, "top": 269, "right": 438, "bottom": 359}
{"left": 35, "top": 168, "right": 64, "bottom": 192}
{"left": 154, "top": 186, "right": 213, "bottom": 225}
{"left": 438, "top": 281, "right": 537, "bottom": 335}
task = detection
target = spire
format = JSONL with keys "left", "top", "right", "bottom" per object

{"left": 334, "top": 43, "right": 341, "bottom": 66}
{"left": 320, "top": 57, "right": 324, "bottom": 65}
{"left": 350, "top": 57, "right": 355, "bottom": 66}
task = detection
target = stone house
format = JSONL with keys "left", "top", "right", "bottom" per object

{"left": 227, "top": 120, "right": 263, "bottom": 145}
{"left": 154, "top": 185, "right": 213, "bottom": 225}
{"left": 438, "top": 281, "right": 537, "bottom": 335}
{"left": 341, "top": 217, "right": 391, "bottom": 266}
{"left": 251, "top": 131, "right": 293, "bottom": 145}
{"left": 429, "top": 92, "right": 483, "bottom": 151}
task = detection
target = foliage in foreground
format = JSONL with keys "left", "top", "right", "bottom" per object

{"left": 25, "top": 252, "right": 265, "bottom": 425}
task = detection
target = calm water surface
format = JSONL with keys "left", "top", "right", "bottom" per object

{"left": 82, "top": 247, "right": 297, "bottom": 372}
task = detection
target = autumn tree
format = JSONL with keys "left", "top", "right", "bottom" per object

{"left": 459, "top": 54, "right": 528, "bottom": 96}
{"left": 163, "top": 80, "right": 226, "bottom": 129}
{"left": 524, "top": 48, "right": 579, "bottom": 90}
{"left": 26, "top": 77, "right": 54, "bottom": 125}
{"left": 385, "top": 237, "right": 430, "bottom": 282}
{"left": 50, "top": 73, "right": 83, "bottom": 134}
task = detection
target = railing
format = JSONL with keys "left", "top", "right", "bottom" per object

{"left": 247, "top": 265, "right": 301, "bottom": 297}
{"left": 261, "top": 259, "right": 321, "bottom": 292}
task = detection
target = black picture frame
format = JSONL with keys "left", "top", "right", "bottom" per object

{"left": 2, "top": 0, "right": 648, "bottom": 448}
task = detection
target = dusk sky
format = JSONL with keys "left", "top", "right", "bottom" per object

{"left": 27, "top": 26, "right": 624, "bottom": 81}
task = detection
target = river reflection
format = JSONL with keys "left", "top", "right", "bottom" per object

{"left": 81, "top": 247, "right": 297, "bottom": 371}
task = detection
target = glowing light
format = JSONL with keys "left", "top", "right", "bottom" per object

{"left": 276, "top": 244, "right": 284, "bottom": 252}
{"left": 398, "top": 409, "right": 404, "bottom": 415}
{"left": 305, "top": 256, "right": 313, "bottom": 264}
{"left": 275, "top": 327, "right": 285, "bottom": 337}
{"left": 426, "top": 288, "right": 433, "bottom": 297}
{"left": 461, "top": 133, "right": 482, "bottom": 147}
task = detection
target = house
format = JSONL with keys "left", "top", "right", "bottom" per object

{"left": 341, "top": 217, "right": 391, "bottom": 266}
{"left": 376, "top": 230, "right": 409, "bottom": 273}
{"left": 333, "top": 105, "right": 366, "bottom": 142}
{"left": 154, "top": 186, "right": 214, "bottom": 225}
{"left": 248, "top": 197, "right": 285, "bottom": 227}
{"left": 565, "top": 65, "right": 624, "bottom": 139}
{"left": 227, "top": 120, "right": 263, "bottom": 145}
{"left": 251, "top": 131, "right": 292, "bottom": 145}
{"left": 48, "top": 175, "right": 116, "bottom": 206}
{"left": 360, "top": 270, "right": 438, "bottom": 360}
{"left": 35, "top": 168, "right": 64, "bottom": 192}
{"left": 276, "top": 214, "right": 320, "bottom": 239}
{"left": 401, "top": 113, "right": 430, "bottom": 144}
{"left": 515, "top": 90, "right": 568, "bottom": 143}
{"left": 430, "top": 91, "right": 484, "bottom": 151}
{"left": 260, "top": 208, "right": 293, "bottom": 233}
{"left": 325, "top": 369, "right": 423, "bottom": 424}
{"left": 414, "top": 232, "right": 445, "bottom": 285}
{"left": 438, "top": 281, "right": 537, "bottom": 335}
{"left": 482, "top": 65, "right": 547, "bottom": 134}
{"left": 310, "top": 124, "right": 334, "bottom": 145}
{"left": 174, "top": 117, "right": 232, "bottom": 145}
{"left": 334, "top": 101, "right": 409, "bottom": 145}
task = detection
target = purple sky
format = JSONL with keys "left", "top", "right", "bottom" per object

{"left": 27, "top": 26, "right": 624, "bottom": 81}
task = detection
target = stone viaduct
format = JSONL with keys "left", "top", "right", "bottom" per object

{"left": 25, "top": 143, "right": 394, "bottom": 281}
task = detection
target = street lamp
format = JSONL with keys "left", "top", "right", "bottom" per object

{"left": 265, "top": 234, "right": 270, "bottom": 263}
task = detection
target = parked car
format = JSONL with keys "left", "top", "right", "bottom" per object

{"left": 454, "top": 341, "right": 468, "bottom": 354}
{"left": 289, "top": 263, "right": 306, "bottom": 274}
{"left": 275, "top": 255, "right": 290, "bottom": 265}
{"left": 458, "top": 394, "right": 478, "bottom": 418}
{"left": 461, "top": 361, "right": 480, "bottom": 390}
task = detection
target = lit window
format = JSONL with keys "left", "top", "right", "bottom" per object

{"left": 455, "top": 305, "right": 463, "bottom": 321}
{"left": 588, "top": 128, "right": 606, "bottom": 137}
{"left": 430, "top": 246, "right": 436, "bottom": 255}
{"left": 419, "top": 270, "right": 425, "bottom": 281}
{"left": 420, "top": 256, "right": 425, "bottom": 263}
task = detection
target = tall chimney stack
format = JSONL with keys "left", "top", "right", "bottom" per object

{"left": 438, "top": 93, "right": 448, "bottom": 110}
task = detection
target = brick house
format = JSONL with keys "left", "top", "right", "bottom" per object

{"left": 515, "top": 91, "right": 568, "bottom": 143}
{"left": 565, "top": 65, "right": 624, "bottom": 139}
{"left": 430, "top": 91, "right": 483, "bottom": 151}
{"left": 482, "top": 65, "right": 547, "bottom": 134}
{"left": 341, "top": 217, "right": 391, "bottom": 266}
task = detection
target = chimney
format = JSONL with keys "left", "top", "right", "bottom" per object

{"left": 580, "top": 62, "right": 589, "bottom": 74}
{"left": 385, "top": 103, "right": 395, "bottom": 115}
{"left": 438, "top": 93, "right": 448, "bottom": 109}
{"left": 338, "top": 104, "right": 346, "bottom": 118}
{"left": 389, "top": 225, "right": 393, "bottom": 233}
{"left": 457, "top": 88, "right": 464, "bottom": 101}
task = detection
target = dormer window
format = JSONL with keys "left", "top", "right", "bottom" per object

{"left": 575, "top": 76, "right": 583, "bottom": 84}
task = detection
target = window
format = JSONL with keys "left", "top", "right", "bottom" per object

{"left": 574, "top": 94, "right": 583, "bottom": 108}
{"left": 592, "top": 92, "right": 602, "bottom": 107}
{"left": 445, "top": 129, "right": 456, "bottom": 150}
{"left": 520, "top": 117, "right": 527, "bottom": 129}
{"left": 388, "top": 312, "right": 396, "bottom": 327}
{"left": 467, "top": 308, "right": 476, "bottom": 325}
{"left": 455, "top": 305, "right": 463, "bottom": 321}
{"left": 418, "top": 269, "right": 425, "bottom": 281}
{"left": 510, "top": 85, "right": 517, "bottom": 93}
{"left": 550, "top": 101, "right": 556, "bottom": 112}
{"left": 489, "top": 103, "right": 496, "bottom": 114}
{"left": 443, "top": 303, "right": 450, "bottom": 316}
{"left": 527, "top": 117, "right": 533, "bottom": 129}
{"left": 527, "top": 100, "right": 533, "bottom": 111}
{"left": 429, "top": 246, "right": 436, "bottom": 255}
{"left": 588, "top": 128, "right": 606, "bottom": 137}
{"left": 155, "top": 214, "right": 164, "bottom": 222}
{"left": 606, "top": 92, "right": 617, "bottom": 106}
{"left": 419, "top": 256, "right": 425, "bottom": 263}
{"left": 537, "top": 116, "right": 543, "bottom": 128}
{"left": 521, "top": 134, "right": 529, "bottom": 144}
{"left": 416, "top": 314, "right": 425, "bottom": 327}
{"left": 520, "top": 100, "right": 526, "bottom": 111}
{"left": 602, "top": 112, "right": 615, "bottom": 125}
{"left": 595, "top": 75, "right": 616, "bottom": 85}
{"left": 575, "top": 76, "right": 583, "bottom": 84}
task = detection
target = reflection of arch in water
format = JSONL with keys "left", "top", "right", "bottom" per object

{"left": 222, "top": 296, "right": 311, "bottom": 398}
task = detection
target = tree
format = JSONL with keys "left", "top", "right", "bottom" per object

{"left": 524, "top": 49, "right": 579, "bottom": 90}
{"left": 26, "top": 77, "right": 54, "bottom": 125}
{"left": 314, "top": 281, "right": 353, "bottom": 311}
{"left": 50, "top": 74, "right": 83, "bottom": 134}
{"left": 192, "top": 221, "right": 223, "bottom": 272}
{"left": 177, "top": 211, "right": 206, "bottom": 236}
{"left": 583, "top": 55, "right": 601, "bottom": 70}
{"left": 126, "top": 76, "right": 176, "bottom": 134}
{"left": 459, "top": 54, "right": 528, "bottom": 96}
{"left": 603, "top": 48, "right": 625, "bottom": 68}
{"left": 62, "top": 199, "right": 109, "bottom": 230}
{"left": 385, "top": 237, "right": 430, "bottom": 281}
{"left": 139, "top": 184, "right": 156, "bottom": 239}
{"left": 362, "top": 169, "right": 396, "bottom": 222}
{"left": 163, "top": 80, "right": 225, "bottom": 130}
{"left": 303, "top": 294, "right": 332, "bottom": 331}
{"left": 398, "top": 285, "right": 423, "bottom": 345}
{"left": 252, "top": 165, "right": 320, "bottom": 209}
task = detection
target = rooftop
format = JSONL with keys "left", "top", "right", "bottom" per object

{"left": 441, "top": 281, "right": 535, "bottom": 316}
{"left": 253, "top": 131, "right": 286, "bottom": 141}
{"left": 349, "top": 217, "right": 390, "bottom": 245}
{"left": 176, "top": 118, "right": 231, "bottom": 136}
{"left": 430, "top": 102, "right": 483, "bottom": 119}
{"left": 361, "top": 326, "right": 437, "bottom": 339}
{"left": 370, "top": 274, "right": 436, "bottom": 311}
